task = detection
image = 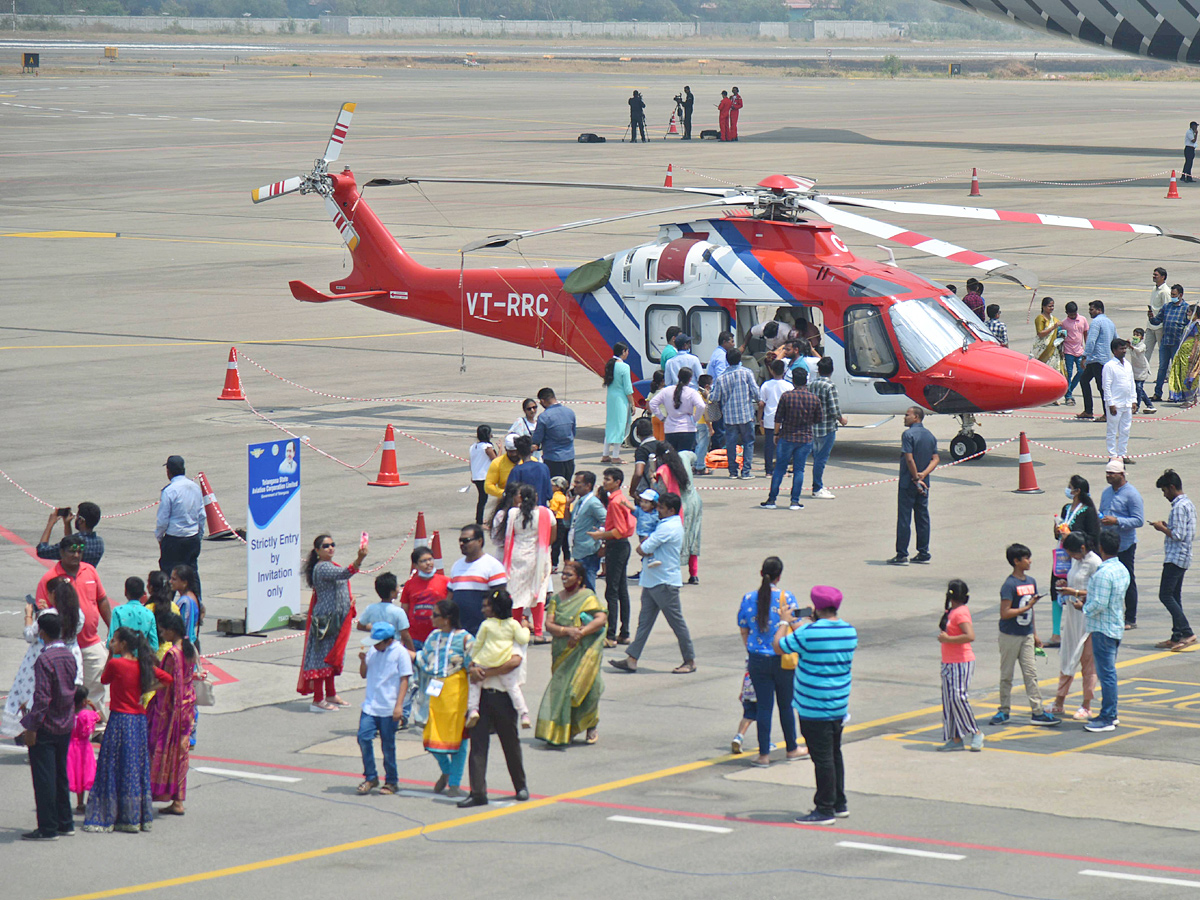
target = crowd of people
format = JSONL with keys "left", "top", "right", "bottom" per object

{"left": 7, "top": 455, "right": 210, "bottom": 839}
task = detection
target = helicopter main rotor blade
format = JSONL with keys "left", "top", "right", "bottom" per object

{"left": 323, "top": 102, "right": 356, "bottom": 165}
{"left": 795, "top": 196, "right": 1040, "bottom": 290}
{"left": 816, "top": 195, "right": 1200, "bottom": 244}
{"left": 365, "top": 175, "right": 736, "bottom": 199}
{"left": 460, "top": 196, "right": 757, "bottom": 252}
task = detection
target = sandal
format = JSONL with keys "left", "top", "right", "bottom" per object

{"left": 672, "top": 661, "right": 697, "bottom": 674}
{"left": 356, "top": 779, "right": 379, "bottom": 795}
{"left": 585, "top": 727, "right": 599, "bottom": 745}
{"left": 329, "top": 696, "right": 352, "bottom": 708}
{"left": 786, "top": 747, "right": 809, "bottom": 761}
{"left": 379, "top": 783, "right": 399, "bottom": 795}
{"left": 600, "top": 456, "right": 612, "bottom": 463}
{"left": 604, "top": 638, "right": 618, "bottom": 648}
{"left": 611, "top": 458, "right": 625, "bottom": 465}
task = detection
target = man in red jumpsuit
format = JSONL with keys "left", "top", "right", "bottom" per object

{"left": 717, "top": 90, "right": 732, "bottom": 142}
{"left": 729, "top": 87, "right": 743, "bottom": 141}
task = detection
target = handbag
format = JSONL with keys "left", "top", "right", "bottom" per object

{"left": 705, "top": 395, "right": 723, "bottom": 423}
{"left": 311, "top": 614, "right": 333, "bottom": 642}
{"left": 194, "top": 677, "right": 216, "bottom": 708}
{"left": 778, "top": 593, "right": 799, "bottom": 670}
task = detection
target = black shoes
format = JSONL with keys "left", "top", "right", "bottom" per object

{"left": 457, "top": 794, "right": 488, "bottom": 809}
{"left": 515, "top": 788, "right": 530, "bottom": 802}
{"left": 887, "top": 554, "right": 909, "bottom": 565}
{"left": 913, "top": 553, "right": 932, "bottom": 564}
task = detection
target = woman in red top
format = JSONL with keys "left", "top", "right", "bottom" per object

{"left": 400, "top": 546, "right": 449, "bottom": 648}
{"left": 83, "top": 627, "right": 170, "bottom": 833}
{"left": 937, "top": 580, "right": 982, "bottom": 753}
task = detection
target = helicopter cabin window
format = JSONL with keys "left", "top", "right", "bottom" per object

{"left": 889, "top": 298, "right": 970, "bottom": 373}
{"left": 941, "top": 294, "right": 999, "bottom": 344}
{"left": 687, "top": 306, "right": 731, "bottom": 366}
{"left": 844, "top": 305, "right": 898, "bottom": 378}
{"left": 848, "top": 275, "right": 912, "bottom": 299}
{"left": 645, "top": 305, "right": 685, "bottom": 364}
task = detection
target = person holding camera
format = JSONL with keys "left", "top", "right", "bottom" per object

{"left": 628, "top": 90, "right": 647, "bottom": 143}
{"left": 680, "top": 86, "right": 694, "bottom": 140}
{"left": 37, "top": 503, "right": 104, "bottom": 567}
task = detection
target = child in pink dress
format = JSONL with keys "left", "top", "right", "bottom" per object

{"left": 68, "top": 686, "right": 100, "bottom": 812}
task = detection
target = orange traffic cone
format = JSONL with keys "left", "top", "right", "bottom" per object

{"left": 218, "top": 347, "right": 245, "bottom": 401}
{"left": 431, "top": 530, "right": 444, "bottom": 575}
{"left": 1012, "top": 432, "right": 1043, "bottom": 494}
{"left": 414, "top": 510, "right": 430, "bottom": 549}
{"left": 197, "top": 472, "right": 237, "bottom": 540}
{"left": 368, "top": 425, "right": 409, "bottom": 487}
{"left": 667, "top": 113, "right": 679, "bottom": 136}
{"left": 664, "top": 163, "right": 674, "bottom": 187}
{"left": 1167, "top": 170, "right": 1181, "bottom": 199}
{"left": 968, "top": 167, "right": 981, "bottom": 197}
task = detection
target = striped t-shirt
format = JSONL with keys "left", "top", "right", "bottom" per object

{"left": 780, "top": 618, "right": 857, "bottom": 721}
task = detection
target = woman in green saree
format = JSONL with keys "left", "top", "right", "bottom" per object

{"left": 1168, "top": 309, "right": 1200, "bottom": 406}
{"left": 536, "top": 560, "right": 607, "bottom": 747}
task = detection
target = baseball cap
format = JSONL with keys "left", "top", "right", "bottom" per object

{"left": 639, "top": 489, "right": 660, "bottom": 503}
{"left": 363, "top": 621, "right": 396, "bottom": 645}
{"left": 1105, "top": 458, "right": 1125, "bottom": 474}
{"left": 811, "top": 585, "right": 843, "bottom": 611}
{"left": 503, "top": 434, "right": 518, "bottom": 451}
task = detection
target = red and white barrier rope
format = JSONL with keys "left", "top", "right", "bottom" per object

{"left": 240, "top": 396, "right": 385, "bottom": 472}
{"left": 390, "top": 428, "right": 470, "bottom": 463}
{"left": 977, "top": 168, "right": 1173, "bottom": 187}
{"left": 237, "top": 350, "right": 602, "bottom": 405}
{"left": 0, "top": 468, "right": 159, "bottom": 519}
{"left": 1028, "top": 437, "right": 1200, "bottom": 460}
{"left": 201, "top": 632, "right": 302, "bottom": 659}
{"left": 363, "top": 523, "right": 417, "bottom": 574}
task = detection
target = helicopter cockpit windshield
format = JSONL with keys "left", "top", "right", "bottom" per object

{"left": 940, "top": 294, "right": 999, "bottom": 345}
{"left": 889, "top": 297, "right": 984, "bottom": 373}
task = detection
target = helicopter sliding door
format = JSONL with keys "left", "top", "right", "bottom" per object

{"left": 687, "top": 306, "right": 731, "bottom": 366}
{"left": 841, "top": 304, "right": 911, "bottom": 413}
{"left": 645, "top": 304, "right": 684, "bottom": 366}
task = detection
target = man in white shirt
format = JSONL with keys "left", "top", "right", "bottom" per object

{"left": 1145, "top": 266, "right": 1170, "bottom": 389}
{"left": 758, "top": 359, "right": 789, "bottom": 478}
{"left": 664, "top": 334, "right": 702, "bottom": 387}
{"left": 1102, "top": 338, "right": 1136, "bottom": 462}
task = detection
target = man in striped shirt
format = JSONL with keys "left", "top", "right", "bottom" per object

{"left": 775, "top": 585, "right": 857, "bottom": 825}
{"left": 808, "top": 357, "right": 848, "bottom": 500}
{"left": 1151, "top": 469, "right": 1197, "bottom": 651}
{"left": 1081, "top": 529, "right": 1129, "bottom": 733}
{"left": 449, "top": 525, "right": 507, "bottom": 636}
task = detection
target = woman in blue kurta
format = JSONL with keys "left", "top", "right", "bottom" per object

{"left": 603, "top": 343, "right": 634, "bottom": 463}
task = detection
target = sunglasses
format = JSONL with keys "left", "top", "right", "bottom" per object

{"left": 321, "top": 542, "right": 335, "bottom": 549}
{"left": 524, "top": 406, "right": 536, "bottom": 412}
{"left": 459, "top": 536, "right": 479, "bottom": 544}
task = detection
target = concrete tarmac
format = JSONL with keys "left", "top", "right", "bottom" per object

{"left": 2, "top": 67, "right": 1200, "bottom": 899}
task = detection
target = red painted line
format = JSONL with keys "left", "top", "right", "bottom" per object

{"left": 199, "top": 661, "right": 238, "bottom": 686}
{"left": 0, "top": 525, "right": 55, "bottom": 568}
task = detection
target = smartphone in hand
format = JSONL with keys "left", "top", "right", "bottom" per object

{"left": 360, "top": 531, "right": 369, "bottom": 551}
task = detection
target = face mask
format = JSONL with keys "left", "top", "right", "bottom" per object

{"left": 1064, "top": 486, "right": 1074, "bottom": 500}
{"left": 1132, "top": 338, "right": 1143, "bottom": 346}
{"left": 417, "top": 569, "right": 435, "bottom": 579}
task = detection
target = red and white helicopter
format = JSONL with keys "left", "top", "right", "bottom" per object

{"left": 252, "top": 103, "right": 1199, "bottom": 460}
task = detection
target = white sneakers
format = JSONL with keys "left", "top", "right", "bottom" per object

{"left": 812, "top": 488, "right": 836, "bottom": 500}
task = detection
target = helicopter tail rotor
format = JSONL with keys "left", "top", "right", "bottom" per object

{"left": 251, "top": 176, "right": 303, "bottom": 204}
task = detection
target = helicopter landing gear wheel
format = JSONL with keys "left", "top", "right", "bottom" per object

{"left": 949, "top": 433, "right": 975, "bottom": 462}
{"left": 971, "top": 434, "right": 987, "bottom": 458}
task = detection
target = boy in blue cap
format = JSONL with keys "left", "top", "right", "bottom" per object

{"left": 356, "top": 621, "right": 412, "bottom": 795}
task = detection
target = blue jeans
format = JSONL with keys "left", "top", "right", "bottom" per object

{"left": 746, "top": 652, "right": 797, "bottom": 757}
{"left": 1064, "top": 354, "right": 1085, "bottom": 398}
{"left": 767, "top": 439, "right": 813, "bottom": 504}
{"left": 577, "top": 552, "right": 601, "bottom": 591}
{"left": 762, "top": 429, "right": 776, "bottom": 477}
{"left": 695, "top": 425, "right": 710, "bottom": 471}
{"left": 1135, "top": 381, "right": 1153, "bottom": 409}
{"left": 1157, "top": 341, "right": 1180, "bottom": 398}
{"left": 811, "top": 431, "right": 836, "bottom": 492}
{"left": 357, "top": 712, "right": 399, "bottom": 784}
{"left": 725, "top": 420, "right": 754, "bottom": 476}
{"left": 1090, "top": 631, "right": 1120, "bottom": 725}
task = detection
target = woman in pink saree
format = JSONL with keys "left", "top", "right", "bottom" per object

{"left": 147, "top": 612, "right": 199, "bottom": 815}
{"left": 503, "top": 484, "right": 556, "bottom": 643}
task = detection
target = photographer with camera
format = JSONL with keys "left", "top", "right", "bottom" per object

{"left": 679, "top": 86, "right": 694, "bottom": 140}
{"left": 628, "top": 90, "right": 647, "bottom": 143}
{"left": 37, "top": 503, "right": 104, "bottom": 567}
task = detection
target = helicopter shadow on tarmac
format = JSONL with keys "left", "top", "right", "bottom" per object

{"left": 741, "top": 126, "right": 1178, "bottom": 158}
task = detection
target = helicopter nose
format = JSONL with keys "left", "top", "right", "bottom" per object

{"left": 920, "top": 345, "right": 1067, "bottom": 413}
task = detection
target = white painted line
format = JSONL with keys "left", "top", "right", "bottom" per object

{"left": 191, "top": 766, "right": 301, "bottom": 784}
{"left": 0, "top": 743, "right": 28, "bottom": 753}
{"left": 838, "top": 841, "right": 966, "bottom": 860}
{"left": 607, "top": 815, "right": 733, "bottom": 834}
{"left": 1080, "top": 869, "right": 1200, "bottom": 888}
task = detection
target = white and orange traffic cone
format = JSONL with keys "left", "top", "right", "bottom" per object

{"left": 414, "top": 511, "right": 430, "bottom": 550}
{"left": 1167, "top": 170, "right": 1181, "bottom": 199}
{"left": 1012, "top": 432, "right": 1043, "bottom": 494}
{"left": 666, "top": 113, "right": 679, "bottom": 136}
{"left": 197, "top": 472, "right": 237, "bottom": 539}
{"left": 431, "top": 530, "right": 444, "bottom": 575}
{"left": 368, "top": 425, "right": 408, "bottom": 487}
{"left": 968, "top": 167, "right": 981, "bottom": 197}
{"left": 217, "top": 347, "right": 245, "bottom": 401}
{"left": 664, "top": 163, "right": 674, "bottom": 187}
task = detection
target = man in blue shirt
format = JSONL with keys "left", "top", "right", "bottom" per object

{"left": 609, "top": 493, "right": 694, "bottom": 674}
{"left": 664, "top": 334, "right": 702, "bottom": 387}
{"left": 775, "top": 584, "right": 857, "bottom": 825}
{"left": 710, "top": 349, "right": 762, "bottom": 479}
{"left": 706, "top": 331, "right": 735, "bottom": 449}
{"left": 1080, "top": 529, "right": 1129, "bottom": 732}
{"left": 569, "top": 471, "right": 606, "bottom": 590}
{"left": 506, "top": 436, "right": 552, "bottom": 506}
{"left": 890, "top": 407, "right": 939, "bottom": 565}
{"left": 1148, "top": 283, "right": 1189, "bottom": 401}
{"left": 1078, "top": 300, "right": 1116, "bottom": 421}
{"left": 531, "top": 387, "right": 577, "bottom": 484}
{"left": 1099, "top": 458, "right": 1144, "bottom": 629}
{"left": 156, "top": 455, "right": 205, "bottom": 605}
